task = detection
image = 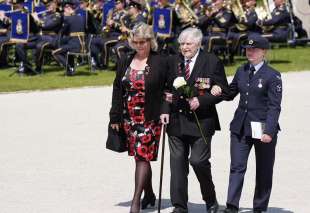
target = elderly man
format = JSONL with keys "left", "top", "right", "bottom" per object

{"left": 160, "top": 27, "right": 228, "bottom": 213}
{"left": 212, "top": 34, "right": 282, "bottom": 213}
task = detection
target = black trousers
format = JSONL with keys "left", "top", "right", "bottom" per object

{"left": 226, "top": 133, "right": 277, "bottom": 211}
{"left": 168, "top": 135, "right": 216, "bottom": 212}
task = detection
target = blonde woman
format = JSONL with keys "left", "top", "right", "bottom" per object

{"left": 109, "top": 23, "right": 170, "bottom": 213}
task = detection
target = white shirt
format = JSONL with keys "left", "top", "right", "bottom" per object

{"left": 184, "top": 50, "right": 199, "bottom": 77}
{"left": 251, "top": 61, "right": 265, "bottom": 75}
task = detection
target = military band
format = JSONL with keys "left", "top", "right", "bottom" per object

{"left": 0, "top": 0, "right": 305, "bottom": 75}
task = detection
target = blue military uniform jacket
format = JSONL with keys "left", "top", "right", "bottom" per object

{"left": 262, "top": 4, "right": 290, "bottom": 41}
{"left": 205, "top": 8, "right": 234, "bottom": 34}
{"left": 242, "top": 8, "right": 259, "bottom": 33}
{"left": 227, "top": 62, "right": 282, "bottom": 138}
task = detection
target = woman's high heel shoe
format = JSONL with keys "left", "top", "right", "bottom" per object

{"left": 141, "top": 193, "right": 156, "bottom": 209}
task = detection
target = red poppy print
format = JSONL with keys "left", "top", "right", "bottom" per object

{"left": 133, "top": 80, "right": 144, "bottom": 90}
{"left": 137, "top": 145, "right": 148, "bottom": 157}
{"left": 121, "top": 67, "right": 161, "bottom": 161}
{"left": 141, "top": 133, "right": 152, "bottom": 144}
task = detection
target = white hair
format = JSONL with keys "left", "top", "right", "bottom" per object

{"left": 178, "top": 27, "right": 203, "bottom": 47}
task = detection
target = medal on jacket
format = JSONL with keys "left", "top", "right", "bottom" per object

{"left": 145, "top": 65, "right": 150, "bottom": 75}
{"left": 258, "top": 79, "right": 263, "bottom": 88}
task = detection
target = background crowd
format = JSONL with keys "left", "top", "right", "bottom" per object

{"left": 0, "top": 0, "right": 308, "bottom": 76}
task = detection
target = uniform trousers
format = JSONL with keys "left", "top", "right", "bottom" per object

{"left": 227, "top": 132, "right": 277, "bottom": 211}
{"left": 169, "top": 135, "right": 216, "bottom": 212}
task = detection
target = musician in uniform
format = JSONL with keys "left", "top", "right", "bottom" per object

{"left": 201, "top": 0, "right": 234, "bottom": 52}
{"left": 52, "top": 0, "right": 86, "bottom": 76}
{"left": 32, "top": 0, "right": 62, "bottom": 73}
{"left": 14, "top": 0, "right": 42, "bottom": 74}
{"left": 90, "top": 0, "right": 126, "bottom": 70}
{"left": 258, "top": 0, "right": 290, "bottom": 42}
{"left": 111, "top": 0, "right": 146, "bottom": 63}
{"left": 227, "top": 0, "right": 259, "bottom": 58}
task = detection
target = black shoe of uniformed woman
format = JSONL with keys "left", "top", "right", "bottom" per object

{"left": 206, "top": 200, "right": 219, "bottom": 213}
{"left": 141, "top": 193, "right": 156, "bottom": 209}
{"left": 222, "top": 205, "right": 238, "bottom": 213}
{"left": 253, "top": 210, "right": 262, "bottom": 213}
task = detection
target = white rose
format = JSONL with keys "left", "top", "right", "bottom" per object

{"left": 173, "top": 77, "right": 187, "bottom": 89}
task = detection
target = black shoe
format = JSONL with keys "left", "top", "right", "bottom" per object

{"left": 141, "top": 193, "right": 156, "bottom": 209}
{"left": 66, "top": 67, "right": 75, "bottom": 76}
{"left": 253, "top": 210, "right": 262, "bottom": 213}
{"left": 170, "top": 208, "right": 188, "bottom": 213}
{"left": 222, "top": 206, "right": 238, "bottom": 213}
{"left": 207, "top": 200, "right": 219, "bottom": 213}
{"left": 18, "top": 62, "right": 25, "bottom": 75}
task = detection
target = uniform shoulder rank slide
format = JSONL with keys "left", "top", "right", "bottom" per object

{"left": 276, "top": 85, "right": 282, "bottom": 92}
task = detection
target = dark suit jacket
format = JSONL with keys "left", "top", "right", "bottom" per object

{"left": 226, "top": 62, "right": 282, "bottom": 137}
{"left": 163, "top": 50, "right": 228, "bottom": 137}
{"left": 109, "top": 51, "right": 170, "bottom": 124}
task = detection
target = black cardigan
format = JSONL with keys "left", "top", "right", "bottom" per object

{"left": 109, "top": 51, "right": 170, "bottom": 124}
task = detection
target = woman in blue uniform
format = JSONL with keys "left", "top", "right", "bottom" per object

{"left": 212, "top": 34, "right": 283, "bottom": 213}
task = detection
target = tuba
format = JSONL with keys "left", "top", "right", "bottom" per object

{"left": 175, "top": 0, "right": 199, "bottom": 28}
{"left": 255, "top": 0, "right": 274, "bottom": 32}
{"left": 230, "top": 0, "right": 248, "bottom": 31}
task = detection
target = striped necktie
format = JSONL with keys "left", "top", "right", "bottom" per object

{"left": 185, "top": 59, "right": 191, "bottom": 80}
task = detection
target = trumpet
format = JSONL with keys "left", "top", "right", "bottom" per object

{"left": 175, "top": 0, "right": 199, "bottom": 28}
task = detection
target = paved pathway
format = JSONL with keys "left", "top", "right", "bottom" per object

{"left": 0, "top": 72, "right": 309, "bottom": 213}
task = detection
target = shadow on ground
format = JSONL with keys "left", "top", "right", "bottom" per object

{"left": 117, "top": 199, "right": 294, "bottom": 213}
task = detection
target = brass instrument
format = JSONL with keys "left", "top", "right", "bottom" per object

{"left": 87, "top": 2, "right": 103, "bottom": 20}
{"left": 102, "top": 9, "right": 113, "bottom": 33}
{"left": 118, "top": 12, "right": 129, "bottom": 41}
{"left": 255, "top": 0, "right": 273, "bottom": 32}
{"left": 204, "top": 3, "right": 217, "bottom": 16}
{"left": 205, "top": 0, "right": 229, "bottom": 17}
{"left": 175, "top": 0, "right": 199, "bottom": 28}
{"left": 143, "top": 0, "right": 153, "bottom": 24}
{"left": 230, "top": 0, "right": 248, "bottom": 31}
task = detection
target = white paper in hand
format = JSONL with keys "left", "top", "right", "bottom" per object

{"left": 251, "top": 121, "right": 264, "bottom": 139}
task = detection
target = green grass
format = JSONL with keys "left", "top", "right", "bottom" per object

{"left": 0, "top": 47, "right": 309, "bottom": 93}
{"left": 225, "top": 46, "right": 310, "bottom": 76}
{"left": 0, "top": 65, "right": 115, "bottom": 93}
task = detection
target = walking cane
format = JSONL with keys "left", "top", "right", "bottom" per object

{"left": 158, "top": 124, "right": 167, "bottom": 213}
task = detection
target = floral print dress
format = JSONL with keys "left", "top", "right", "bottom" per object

{"left": 122, "top": 67, "right": 161, "bottom": 161}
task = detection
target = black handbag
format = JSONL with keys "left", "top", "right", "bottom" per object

{"left": 106, "top": 125, "right": 127, "bottom": 153}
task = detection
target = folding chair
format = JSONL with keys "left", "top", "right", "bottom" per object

{"left": 65, "top": 34, "right": 94, "bottom": 74}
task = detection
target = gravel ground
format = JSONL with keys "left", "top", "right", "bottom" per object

{"left": 0, "top": 71, "right": 309, "bottom": 213}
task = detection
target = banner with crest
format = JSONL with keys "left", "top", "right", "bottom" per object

{"left": 153, "top": 8, "right": 173, "bottom": 38}
{"left": 10, "top": 11, "right": 29, "bottom": 43}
